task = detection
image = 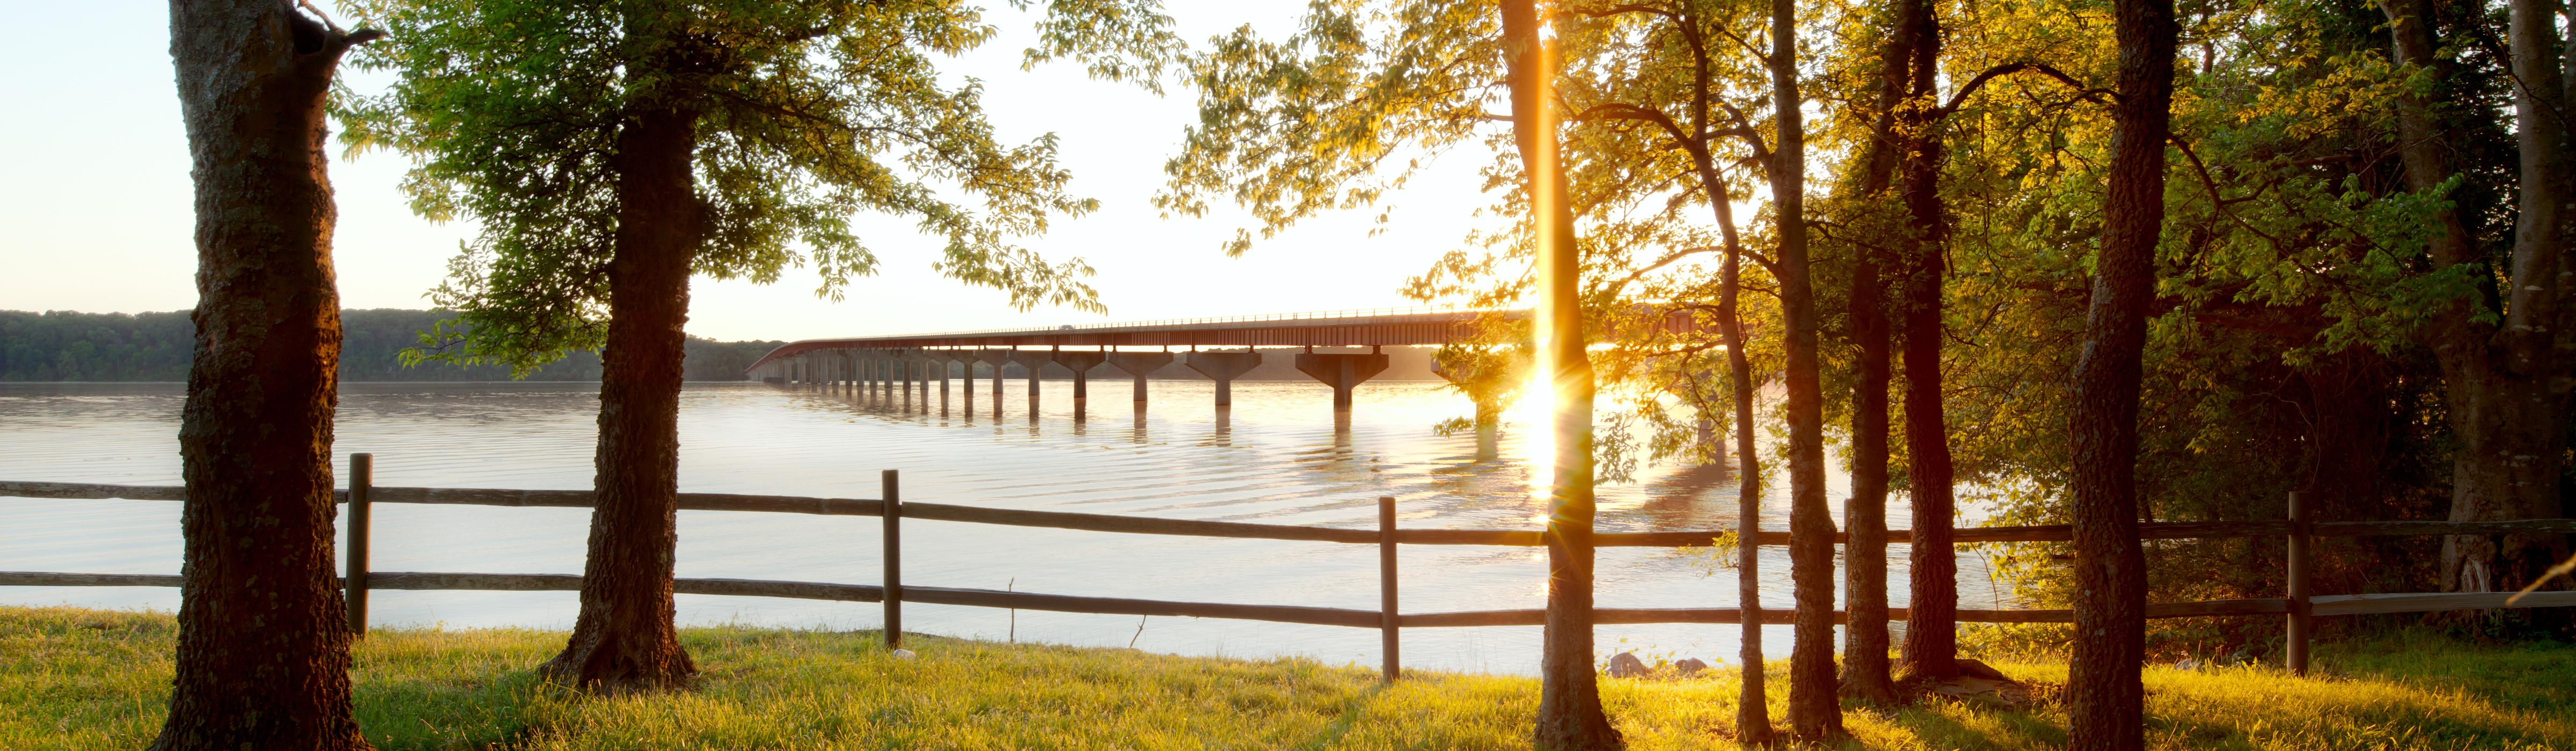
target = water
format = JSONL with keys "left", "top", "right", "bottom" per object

{"left": 0, "top": 380, "right": 2002, "bottom": 675}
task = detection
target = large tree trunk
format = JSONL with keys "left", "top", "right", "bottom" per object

{"left": 2413, "top": 0, "right": 2576, "bottom": 596}
{"left": 2066, "top": 1, "right": 2175, "bottom": 748}
{"left": 541, "top": 25, "right": 703, "bottom": 690}
{"left": 1837, "top": 0, "right": 1912, "bottom": 705}
{"left": 1893, "top": 0, "right": 1960, "bottom": 684}
{"left": 1845, "top": 237, "right": 1896, "bottom": 705}
{"left": 1768, "top": 0, "right": 1842, "bottom": 738}
{"left": 158, "top": 2, "right": 375, "bottom": 748}
{"left": 1500, "top": 1, "right": 1620, "bottom": 747}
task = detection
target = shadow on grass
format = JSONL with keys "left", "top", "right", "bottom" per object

{"left": 1871, "top": 697, "right": 2059, "bottom": 751}
{"left": 351, "top": 628, "right": 560, "bottom": 750}
{"left": 1292, "top": 681, "right": 1389, "bottom": 751}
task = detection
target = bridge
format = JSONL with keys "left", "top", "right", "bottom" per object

{"left": 746, "top": 307, "right": 1527, "bottom": 411}
{"left": 747, "top": 305, "right": 1704, "bottom": 458}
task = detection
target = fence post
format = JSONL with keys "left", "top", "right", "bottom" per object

{"left": 2286, "top": 490, "right": 2310, "bottom": 676}
{"left": 1379, "top": 495, "right": 1399, "bottom": 681}
{"left": 883, "top": 469, "right": 902, "bottom": 649}
{"left": 344, "top": 453, "right": 372, "bottom": 637}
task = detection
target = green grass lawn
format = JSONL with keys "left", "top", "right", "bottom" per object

{"left": 4, "top": 606, "right": 2568, "bottom": 749}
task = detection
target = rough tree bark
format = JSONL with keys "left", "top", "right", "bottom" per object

{"left": 1767, "top": 0, "right": 1843, "bottom": 737}
{"left": 1837, "top": 0, "right": 1912, "bottom": 705}
{"left": 1500, "top": 0, "right": 1621, "bottom": 747}
{"left": 2382, "top": 0, "right": 2576, "bottom": 597}
{"left": 2066, "top": 0, "right": 2175, "bottom": 749}
{"left": 541, "top": 8, "right": 704, "bottom": 692}
{"left": 157, "top": 2, "right": 377, "bottom": 748}
{"left": 1893, "top": 0, "right": 1961, "bottom": 684}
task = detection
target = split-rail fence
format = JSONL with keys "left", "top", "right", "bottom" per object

{"left": 6, "top": 454, "right": 2573, "bottom": 680}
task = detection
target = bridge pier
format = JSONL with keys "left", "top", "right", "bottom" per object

{"left": 977, "top": 350, "right": 1011, "bottom": 419}
{"left": 935, "top": 352, "right": 954, "bottom": 415}
{"left": 1296, "top": 349, "right": 1391, "bottom": 411}
{"left": 881, "top": 353, "right": 898, "bottom": 402}
{"left": 1053, "top": 349, "right": 1108, "bottom": 411}
{"left": 919, "top": 353, "right": 938, "bottom": 412}
{"left": 974, "top": 349, "right": 1011, "bottom": 418}
{"left": 915, "top": 352, "right": 935, "bottom": 411}
{"left": 1008, "top": 348, "right": 1052, "bottom": 417}
{"left": 912, "top": 353, "right": 932, "bottom": 415}
{"left": 1185, "top": 350, "right": 1262, "bottom": 407}
{"left": 1105, "top": 351, "right": 1175, "bottom": 404}
{"left": 906, "top": 353, "right": 925, "bottom": 412}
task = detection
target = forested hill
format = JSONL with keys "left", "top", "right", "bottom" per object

{"left": 0, "top": 309, "right": 781, "bottom": 382}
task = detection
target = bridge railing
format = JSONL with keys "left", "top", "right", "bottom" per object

{"left": 5, "top": 458, "right": 2572, "bottom": 680}
{"left": 791, "top": 304, "right": 1516, "bottom": 343}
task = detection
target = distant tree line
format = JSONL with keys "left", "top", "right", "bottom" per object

{"left": 0, "top": 309, "right": 778, "bottom": 382}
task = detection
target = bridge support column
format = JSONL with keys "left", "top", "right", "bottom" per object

{"left": 1009, "top": 349, "right": 1052, "bottom": 417}
{"left": 916, "top": 355, "right": 929, "bottom": 411}
{"left": 1296, "top": 351, "right": 1391, "bottom": 411}
{"left": 881, "top": 353, "right": 896, "bottom": 402}
{"left": 1053, "top": 349, "right": 1108, "bottom": 410}
{"left": 936, "top": 353, "right": 953, "bottom": 415}
{"left": 977, "top": 350, "right": 1012, "bottom": 419}
{"left": 899, "top": 356, "right": 915, "bottom": 411}
{"left": 1106, "top": 352, "right": 1175, "bottom": 404}
{"left": 1185, "top": 350, "right": 1263, "bottom": 407}
{"left": 914, "top": 354, "right": 935, "bottom": 412}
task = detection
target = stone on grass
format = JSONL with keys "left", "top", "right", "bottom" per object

{"left": 1606, "top": 652, "right": 1649, "bottom": 678}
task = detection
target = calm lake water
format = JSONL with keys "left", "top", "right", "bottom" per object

{"left": 0, "top": 380, "right": 2002, "bottom": 675}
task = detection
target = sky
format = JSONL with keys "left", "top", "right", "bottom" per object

{"left": 1, "top": 3, "right": 1499, "bottom": 342}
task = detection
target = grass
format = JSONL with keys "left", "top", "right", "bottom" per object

{"left": 4, "top": 606, "right": 2570, "bottom": 750}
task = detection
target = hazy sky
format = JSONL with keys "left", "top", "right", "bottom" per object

{"left": 2, "top": 3, "right": 1498, "bottom": 342}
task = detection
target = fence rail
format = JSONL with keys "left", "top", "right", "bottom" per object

{"left": 14, "top": 480, "right": 2573, "bottom": 544}
{"left": 6, "top": 470, "right": 2574, "bottom": 680}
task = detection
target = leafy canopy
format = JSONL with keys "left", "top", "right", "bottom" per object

{"left": 336, "top": 0, "right": 1179, "bottom": 371}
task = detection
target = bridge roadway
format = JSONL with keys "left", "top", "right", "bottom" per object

{"left": 745, "top": 306, "right": 1700, "bottom": 415}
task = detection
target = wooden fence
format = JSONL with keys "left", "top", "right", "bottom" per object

{"left": 5, "top": 454, "right": 2574, "bottom": 680}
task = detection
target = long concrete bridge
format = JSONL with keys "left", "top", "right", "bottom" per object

{"left": 747, "top": 307, "right": 1520, "bottom": 409}
{"left": 747, "top": 306, "right": 1704, "bottom": 455}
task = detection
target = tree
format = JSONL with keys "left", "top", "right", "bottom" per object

{"left": 340, "top": 0, "right": 1173, "bottom": 692}
{"left": 1884, "top": 0, "right": 1957, "bottom": 684}
{"left": 1498, "top": 3, "right": 1623, "bottom": 745}
{"left": 1825, "top": 0, "right": 1909, "bottom": 703}
{"left": 2380, "top": 0, "right": 2576, "bottom": 597}
{"left": 158, "top": 1, "right": 378, "bottom": 748}
{"left": 2066, "top": 0, "right": 2174, "bottom": 748}
{"left": 1760, "top": 0, "right": 1842, "bottom": 738}
{"left": 1716, "top": 170, "right": 1772, "bottom": 744}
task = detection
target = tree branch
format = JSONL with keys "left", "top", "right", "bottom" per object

{"left": 1935, "top": 61, "right": 2113, "bottom": 117}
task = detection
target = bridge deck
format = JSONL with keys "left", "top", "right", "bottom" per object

{"left": 748, "top": 308, "right": 1525, "bottom": 371}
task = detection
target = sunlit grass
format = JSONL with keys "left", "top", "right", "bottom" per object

{"left": 3, "top": 605, "right": 2568, "bottom": 749}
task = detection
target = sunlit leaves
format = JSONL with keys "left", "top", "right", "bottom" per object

{"left": 335, "top": 0, "right": 1177, "bottom": 372}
